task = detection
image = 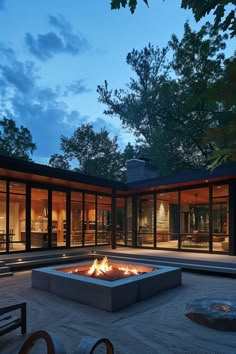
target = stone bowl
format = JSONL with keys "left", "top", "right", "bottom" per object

{"left": 185, "top": 298, "right": 236, "bottom": 331}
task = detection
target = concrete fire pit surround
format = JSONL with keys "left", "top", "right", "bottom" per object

{"left": 185, "top": 298, "right": 236, "bottom": 331}
{"left": 32, "top": 259, "right": 181, "bottom": 312}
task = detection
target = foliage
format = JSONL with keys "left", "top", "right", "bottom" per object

{"left": 98, "top": 23, "right": 229, "bottom": 175}
{"left": 204, "top": 118, "right": 236, "bottom": 171}
{"left": 48, "top": 154, "right": 70, "bottom": 170}
{"left": 111, "top": 0, "right": 148, "bottom": 13}
{"left": 0, "top": 117, "right": 36, "bottom": 161}
{"left": 181, "top": 0, "right": 236, "bottom": 38}
{"left": 50, "top": 124, "right": 127, "bottom": 181}
{"left": 111, "top": 0, "right": 236, "bottom": 38}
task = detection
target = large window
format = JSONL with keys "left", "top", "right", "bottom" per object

{"left": 71, "top": 192, "right": 83, "bottom": 247}
{"left": 10, "top": 182, "right": 26, "bottom": 252}
{"left": 180, "top": 187, "right": 209, "bottom": 251}
{"left": 156, "top": 191, "right": 179, "bottom": 249}
{"left": 84, "top": 194, "right": 96, "bottom": 246}
{"left": 30, "top": 188, "right": 48, "bottom": 249}
{"left": 137, "top": 194, "right": 154, "bottom": 247}
{"left": 97, "top": 195, "right": 111, "bottom": 244}
{"left": 212, "top": 184, "right": 229, "bottom": 253}
{"left": 116, "top": 198, "right": 125, "bottom": 245}
{"left": 52, "top": 191, "right": 66, "bottom": 247}
{"left": 126, "top": 198, "right": 132, "bottom": 246}
{"left": 0, "top": 180, "right": 6, "bottom": 253}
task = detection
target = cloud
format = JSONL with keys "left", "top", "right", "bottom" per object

{"left": 25, "top": 14, "right": 88, "bottom": 61}
{"left": 0, "top": 44, "right": 87, "bottom": 158}
{"left": 64, "top": 79, "right": 91, "bottom": 96}
{"left": 0, "top": 0, "right": 6, "bottom": 10}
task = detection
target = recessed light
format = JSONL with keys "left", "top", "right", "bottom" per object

{"left": 217, "top": 186, "right": 221, "bottom": 189}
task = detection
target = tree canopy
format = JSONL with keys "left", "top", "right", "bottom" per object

{"left": 110, "top": 0, "right": 236, "bottom": 37}
{"left": 98, "top": 22, "right": 231, "bottom": 175}
{"left": 0, "top": 117, "right": 36, "bottom": 161}
{"left": 49, "top": 123, "right": 134, "bottom": 181}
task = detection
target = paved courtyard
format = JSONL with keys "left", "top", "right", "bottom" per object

{"left": 0, "top": 270, "right": 236, "bottom": 354}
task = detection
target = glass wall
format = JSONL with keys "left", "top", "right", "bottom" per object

{"left": 116, "top": 198, "right": 125, "bottom": 245}
{"left": 180, "top": 187, "right": 210, "bottom": 251}
{"left": 30, "top": 188, "right": 48, "bottom": 249}
{"left": 71, "top": 192, "right": 83, "bottom": 247}
{"left": 97, "top": 195, "right": 111, "bottom": 244}
{"left": 137, "top": 194, "right": 154, "bottom": 247}
{"left": 212, "top": 184, "right": 229, "bottom": 253}
{"left": 126, "top": 198, "right": 132, "bottom": 246}
{"left": 0, "top": 180, "right": 6, "bottom": 252}
{"left": 9, "top": 182, "right": 26, "bottom": 252}
{"left": 52, "top": 191, "right": 66, "bottom": 247}
{"left": 156, "top": 191, "right": 179, "bottom": 249}
{"left": 84, "top": 194, "right": 96, "bottom": 246}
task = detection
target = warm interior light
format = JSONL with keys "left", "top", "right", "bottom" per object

{"left": 18, "top": 258, "right": 22, "bottom": 262}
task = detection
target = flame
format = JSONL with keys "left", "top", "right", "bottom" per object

{"left": 88, "top": 256, "right": 112, "bottom": 276}
{"left": 87, "top": 256, "right": 139, "bottom": 277}
{"left": 118, "top": 266, "right": 139, "bottom": 275}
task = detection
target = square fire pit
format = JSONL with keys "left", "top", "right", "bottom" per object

{"left": 32, "top": 257, "right": 181, "bottom": 311}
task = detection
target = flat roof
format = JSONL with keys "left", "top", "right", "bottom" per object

{"left": 0, "top": 155, "right": 236, "bottom": 193}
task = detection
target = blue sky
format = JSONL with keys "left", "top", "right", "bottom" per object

{"left": 0, "top": 0, "right": 235, "bottom": 164}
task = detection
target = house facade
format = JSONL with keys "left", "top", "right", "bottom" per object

{"left": 0, "top": 155, "right": 236, "bottom": 256}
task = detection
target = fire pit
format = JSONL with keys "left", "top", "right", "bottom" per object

{"left": 32, "top": 257, "right": 181, "bottom": 311}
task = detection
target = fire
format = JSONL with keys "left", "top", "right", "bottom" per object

{"left": 88, "top": 256, "right": 112, "bottom": 276}
{"left": 87, "top": 256, "right": 139, "bottom": 277}
{"left": 118, "top": 266, "right": 139, "bottom": 275}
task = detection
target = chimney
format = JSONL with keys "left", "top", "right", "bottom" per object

{"left": 127, "top": 158, "right": 159, "bottom": 183}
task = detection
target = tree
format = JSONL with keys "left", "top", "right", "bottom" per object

{"left": 97, "top": 23, "right": 229, "bottom": 174}
{"left": 0, "top": 117, "right": 36, "bottom": 161}
{"left": 48, "top": 154, "right": 70, "bottom": 170}
{"left": 50, "top": 124, "right": 125, "bottom": 181}
{"left": 181, "top": 1, "right": 236, "bottom": 38}
{"left": 111, "top": 0, "right": 236, "bottom": 38}
{"left": 111, "top": 0, "right": 148, "bottom": 13}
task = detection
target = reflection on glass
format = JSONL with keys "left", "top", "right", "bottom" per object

{"left": 52, "top": 191, "right": 66, "bottom": 247}
{"left": 212, "top": 184, "right": 229, "bottom": 253}
{"left": 138, "top": 195, "right": 154, "bottom": 247}
{"left": 0, "top": 187, "right": 6, "bottom": 252}
{"left": 126, "top": 198, "right": 132, "bottom": 246}
{"left": 71, "top": 192, "right": 83, "bottom": 247}
{"left": 97, "top": 195, "right": 111, "bottom": 244}
{"left": 84, "top": 194, "right": 96, "bottom": 246}
{"left": 116, "top": 198, "right": 125, "bottom": 245}
{"left": 10, "top": 188, "right": 26, "bottom": 252}
{"left": 156, "top": 191, "right": 179, "bottom": 249}
{"left": 180, "top": 187, "right": 209, "bottom": 251}
{"left": 30, "top": 188, "right": 48, "bottom": 249}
